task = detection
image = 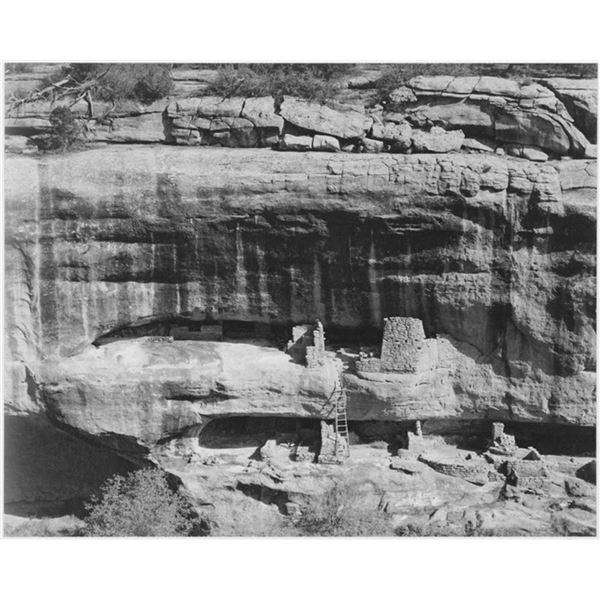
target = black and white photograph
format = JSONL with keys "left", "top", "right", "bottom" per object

{"left": 3, "top": 59, "right": 597, "bottom": 539}
{"left": 1, "top": 5, "right": 599, "bottom": 598}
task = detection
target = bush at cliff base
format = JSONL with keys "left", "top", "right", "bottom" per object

{"left": 292, "top": 481, "right": 393, "bottom": 536}
{"left": 84, "top": 468, "right": 196, "bottom": 536}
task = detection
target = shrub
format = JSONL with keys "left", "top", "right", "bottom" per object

{"left": 84, "top": 468, "right": 199, "bottom": 536}
{"left": 206, "top": 63, "right": 353, "bottom": 103}
{"left": 292, "top": 481, "right": 392, "bottom": 536}
{"left": 4, "top": 62, "right": 37, "bottom": 74}
{"left": 6, "top": 85, "right": 32, "bottom": 101}
{"left": 67, "top": 63, "right": 173, "bottom": 104}
{"left": 33, "top": 106, "right": 82, "bottom": 151}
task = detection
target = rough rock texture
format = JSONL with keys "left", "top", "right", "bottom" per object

{"left": 6, "top": 98, "right": 167, "bottom": 144}
{"left": 5, "top": 147, "right": 595, "bottom": 370}
{"left": 541, "top": 78, "right": 597, "bottom": 143}
{"left": 164, "top": 96, "right": 283, "bottom": 147}
{"left": 4, "top": 147, "right": 596, "bottom": 466}
{"left": 411, "top": 126, "right": 465, "bottom": 153}
{"left": 38, "top": 339, "right": 339, "bottom": 449}
{"left": 6, "top": 68, "right": 595, "bottom": 160}
{"left": 278, "top": 97, "right": 373, "bottom": 140}
{"left": 403, "top": 76, "right": 593, "bottom": 157}
{"left": 3, "top": 67, "right": 597, "bottom": 519}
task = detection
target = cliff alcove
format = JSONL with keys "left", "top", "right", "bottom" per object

{"left": 4, "top": 63, "right": 597, "bottom": 536}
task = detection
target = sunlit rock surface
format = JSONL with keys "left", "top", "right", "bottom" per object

{"left": 4, "top": 143, "right": 596, "bottom": 513}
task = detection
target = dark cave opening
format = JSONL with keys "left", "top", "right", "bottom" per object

{"left": 502, "top": 421, "right": 596, "bottom": 456}
{"left": 93, "top": 315, "right": 390, "bottom": 354}
{"left": 93, "top": 316, "right": 292, "bottom": 348}
{"left": 198, "top": 416, "right": 322, "bottom": 450}
{"left": 196, "top": 416, "right": 596, "bottom": 458}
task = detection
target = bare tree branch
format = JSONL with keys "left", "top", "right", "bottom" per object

{"left": 6, "top": 65, "right": 113, "bottom": 116}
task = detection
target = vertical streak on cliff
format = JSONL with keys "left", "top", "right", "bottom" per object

{"left": 188, "top": 225, "right": 205, "bottom": 313}
{"left": 211, "top": 255, "right": 220, "bottom": 314}
{"left": 33, "top": 162, "right": 43, "bottom": 359}
{"left": 173, "top": 243, "right": 181, "bottom": 314}
{"left": 47, "top": 182, "right": 60, "bottom": 355}
{"left": 149, "top": 231, "right": 157, "bottom": 316}
{"left": 79, "top": 284, "right": 90, "bottom": 345}
{"left": 289, "top": 265, "right": 298, "bottom": 322}
{"left": 368, "top": 228, "right": 382, "bottom": 327}
{"left": 234, "top": 222, "right": 248, "bottom": 314}
{"left": 255, "top": 239, "right": 270, "bottom": 316}
{"left": 313, "top": 252, "right": 325, "bottom": 320}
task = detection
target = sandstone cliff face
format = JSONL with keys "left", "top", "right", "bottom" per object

{"left": 3, "top": 66, "right": 597, "bottom": 511}
{"left": 5, "top": 148, "right": 596, "bottom": 428}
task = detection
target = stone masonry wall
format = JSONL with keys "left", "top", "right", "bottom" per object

{"left": 380, "top": 317, "right": 426, "bottom": 373}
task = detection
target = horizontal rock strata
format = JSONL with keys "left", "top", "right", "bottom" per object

{"left": 5, "top": 148, "right": 596, "bottom": 455}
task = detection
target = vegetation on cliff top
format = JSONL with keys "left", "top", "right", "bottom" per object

{"left": 6, "top": 63, "right": 173, "bottom": 110}
{"left": 202, "top": 62, "right": 597, "bottom": 103}
{"left": 205, "top": 63, "right": 352, "bottom": 102}
{"left": 66, "top": 63, "right": 173, "bottom": 104}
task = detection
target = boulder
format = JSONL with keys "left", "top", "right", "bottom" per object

{"left": 361, "top": 138, "right": 384, "bottom": 153}
{"left": 371, "top": 121, "right": 412, "bottom": 148}
{"left": 542, "top": 78, "right": 597, "bottom": 143}
{"left": 521, "top": 146, "right": 549, "bottom": 162}
{"left": 208, "top": 117, "right": 257, "bottom": 147}
{"left": 259, "top": 439, "right": 279, "bottom": 461}
{"left": 312, "top": 134, "right": 340, "bottom": 152}
{"left": 523, "top": 447, "right": 543, "bottom": 461}
{"left": 88, "top": 114, "right": 166, "bottom": 144}
{"left": 173, "top": 96, "right": 244, "bottom": 118}
{"left": 403, "top": 75, "right": 591, "bottom": 157}
{"left": 280, "top": 134, "right": 313, "bottom": 151}
{"left": 506, "top": 144, "right": 549, "bottom": 162}
{"left": 461, "top": 138, "right": 496, "bottom": 153}
{"left": 389, "top": 456, "right": 428, "bottom": 474}
{"left": 495, "top": 109, "right": 574, "bottom": 156}
{"left": 564, "top": 476, "right": 596, "bottom": 498}
{"left": 165, "top": 96, "right": 280, "bottom": 147}
{"left": 575, "top": 460, "right": 596, "bottom": 484}
{"left": 411, "top": 126, "right": 464, "bottom": 153}
{"left": 406, "top": 102, "right": 494, "bottom": 137}
{"left": 240, "top": 96, "right": 283, "bottom": 139}
{"left": 279, "top": 97, "right": 373, "bottom": 139}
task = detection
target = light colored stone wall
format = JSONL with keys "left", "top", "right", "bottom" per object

{"left": 355, "top": 357, "right": 382, "bottom": 372}
{"left": 380, "top": 317, "right": 426, "bottom": 373}
{"left": 317, "top": 421, "right": 347, "bottom": 464}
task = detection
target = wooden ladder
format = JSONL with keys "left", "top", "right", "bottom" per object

{"left": 333, "top": 372, "right": 350, "bottom": 460}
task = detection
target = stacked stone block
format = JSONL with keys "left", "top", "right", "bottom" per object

{"left": 306, "top": 321, "right": 327, "bottom": 369}
{"left": 355, "top": 356, "right": 382, "bottom": 372}
{"left": 380, "top": 317, "right": 426, "bottom": 373}
{"left": 488, "top": 422, "right": 518, "bottom": 456}
{"left": 317, "top": 421, "right": 348, "bottom": 465}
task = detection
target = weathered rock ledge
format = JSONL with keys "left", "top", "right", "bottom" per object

{"left": 4, "top": 141, "right": 596, "bottom": 511}
{"left": 6, "top": 71, "right": 597, "bottom": 160}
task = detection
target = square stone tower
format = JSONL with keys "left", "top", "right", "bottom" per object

{"left": 380, "top": 317, "right": 426, "bottom": 373}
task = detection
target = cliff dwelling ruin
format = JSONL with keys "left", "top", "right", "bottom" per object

{"left": 4, "top": 62, "right": 596, "bottom": 538}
